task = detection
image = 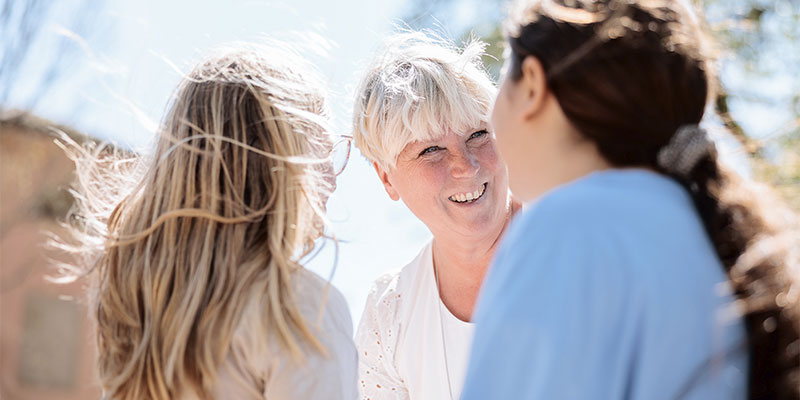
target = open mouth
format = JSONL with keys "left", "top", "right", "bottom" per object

{"left": 448, "top": 183, "right": 488, "bottom": 204}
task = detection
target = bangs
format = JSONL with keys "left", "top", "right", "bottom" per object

{"left": 387, "top": 71, "right": 492, "bottom": 156}
{"left": 353, "top": 32, "right": 496, "bottom": 170}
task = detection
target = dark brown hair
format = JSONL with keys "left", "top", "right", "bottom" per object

{"left": 506, "top": 1, "right": 799, "bottom": 398}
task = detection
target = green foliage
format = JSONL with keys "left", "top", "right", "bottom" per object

{"left": 403, "top": 0, "right": 800, "bottom": 210}
{"left": 702, "top": 0, "right": 799, "bottom": 208}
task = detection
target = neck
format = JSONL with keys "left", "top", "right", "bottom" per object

{"left": 550, "top": 138, "right": 610, "bottom": 192}
{"left": 432, "top": 230, "right": 497, "bottom": 279}
{"left": 431, "top": 198, "right": 521, "bottom": 321}
{"left": 511, "top": 93, "right": 613, "bottom": 202}
{"left": 519, "top": 129, "right": 612, "bottom": 202}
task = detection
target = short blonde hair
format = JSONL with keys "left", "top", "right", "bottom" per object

{"left": 352, "top": 32, "right": 496, "bottom": 170}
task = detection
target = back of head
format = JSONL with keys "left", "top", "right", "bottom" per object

{"left": 506, "top": 0, "right": 710, "bottom": 167}
{"left": 153, "top": 43, "right": 333, "bottom": 260}
{"left": 63, "top": 42, "right": 334, "bottom": 399}
{"left": 506, "top": 1, "right": 799, "bottom": 398}
{"left": 352, "top": 31, "right": 496, "bottom": 170}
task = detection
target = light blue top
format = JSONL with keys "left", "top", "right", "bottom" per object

{"left": 461, "top": 169, "right": 748, "bottom": 400}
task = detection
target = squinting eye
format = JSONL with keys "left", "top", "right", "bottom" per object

{"left": 468, "top": 129, "right": 489, "bottom": 141}
{"left": 419, "top": 146, "right": 442, "bottom": 156}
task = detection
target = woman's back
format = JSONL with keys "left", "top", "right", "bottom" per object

{"left": 197, "top": 268, "right": 356, "bottom": 400}
{"left": 465, "top": 169, "right": 748, "bottom": 399}
{"left": 58, "top": 42, "right": 357, "bottom": 399}
{"left": 463, "top": 0, "right": 799, "bottom": 397}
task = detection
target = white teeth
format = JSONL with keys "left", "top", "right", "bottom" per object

{"left": 449, "top": 183, "right": 486, "bottom": 203}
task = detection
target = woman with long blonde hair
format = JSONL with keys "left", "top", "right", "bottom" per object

{"left": 58, "top": 42, "right": 357, "bottom": 399}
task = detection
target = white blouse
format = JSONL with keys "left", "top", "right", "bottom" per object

{"left": 356, "top": 241, "right": 475, "bottom": 400}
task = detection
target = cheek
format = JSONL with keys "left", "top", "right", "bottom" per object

{"left": 476, "top": 141, "right": 508, "bottom": 187}
{"left": 478, "top": 142, "right": 501, "bottom": 171}
{"left": 490, "top": 98, "right": 505, "bottom": 139}
{"left": 395, "top": 163, "right": 446, "bottom": 200}
{"left": 491, "top": 97, "right": 515, "bottom": 161}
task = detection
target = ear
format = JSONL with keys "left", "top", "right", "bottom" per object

{"left": 519, "top": 56, "right": 548, "bottom": 121}
{"left": 373, "top": 161, "right": 400, "bottom": 201}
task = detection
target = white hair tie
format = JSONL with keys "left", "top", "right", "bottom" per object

{"left": 657, "top": 124, "right": 716, "bottom": 177}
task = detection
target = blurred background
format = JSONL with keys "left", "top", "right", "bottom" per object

{"left": 1, "top": 0, "right": 797, "bottom": 398}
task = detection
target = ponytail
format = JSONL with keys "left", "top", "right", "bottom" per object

{"left": 505, "top": 0, "right": 800, "bottom": 396}
{"left": 659, "top": 126, "right": 800, "bottom": 399}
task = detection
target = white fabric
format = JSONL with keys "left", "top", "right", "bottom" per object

{"left": 356, "top": 241, "right": 475, "bottom": 400}
{"left": 206, "top": 268, "right": 358, "bottom": 400}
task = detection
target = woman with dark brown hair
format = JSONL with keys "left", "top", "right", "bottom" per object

{"left": 462, "top": 0, "right": 799, "bottom": 399}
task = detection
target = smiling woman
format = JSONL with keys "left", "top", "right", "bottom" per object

{"left": 385, "top": 126, "right": 506, "bottom": 239}
{"left": 350, "top": 31, "right": 521, "bottom": 400}
{"left": 405, "top": 129, "right": 490, "bottom": 204}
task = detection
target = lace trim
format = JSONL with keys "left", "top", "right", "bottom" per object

{"left": 356, "top": 272, "right": 409, "bottom": 399}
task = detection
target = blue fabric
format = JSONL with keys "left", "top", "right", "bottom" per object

{"left": 461, "top": 169, "right": 747, "bottom": 400}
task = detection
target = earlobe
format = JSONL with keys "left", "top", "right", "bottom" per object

{"left": 520, "top": 56, "right": 548, "bottom": 121}
{"left": 373, "top": 162, "right": 400, "bottom": 201}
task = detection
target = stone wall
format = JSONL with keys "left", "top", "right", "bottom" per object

{"left": 1, "top": 117, "right": 102, "bottom": 400}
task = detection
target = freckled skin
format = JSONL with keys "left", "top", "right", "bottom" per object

{"left": 381, "top": 127, "right": 510, "bottom": 242}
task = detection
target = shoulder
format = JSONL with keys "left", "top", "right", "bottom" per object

{"left": 292, "top": 267, "right": 347, "bottom": 306}
{"left": 366, "top": 269, "right": 403, "bottom": 307}
{"left": 356, "top": 242, "right": 432, "bottom": 350}
{"left": 355, "top": 270, "right": 403, "bottom": 356}
{"left": 363, "top": 241, "right": 431, "bottom": 313}
{"left": 223, "top": 269, "right": 357, "bottom": 396}
{"left": 237, "top": 268, "right": 358, "bottom": 400}
{"left": 488, "top": 173, "right": 657, "bottom": 297}
{"left": 291, "top": 268, "right": 353, "bottom": 336}
{"left": 514, "top": 170, "right": 690, "bottom": 237}
{"left": 487, "top": 170, "right": 699, "bottom": 306}
{"left": 359, "top": 268, "right": 406, "bottom": 327}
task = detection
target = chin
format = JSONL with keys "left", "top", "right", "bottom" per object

{"left": 472, "top": 205, "right": 507, "bottom": 231}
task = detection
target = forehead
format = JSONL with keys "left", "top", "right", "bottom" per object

{"left": 376, "top": 85, "right": 493, "bottom": 169}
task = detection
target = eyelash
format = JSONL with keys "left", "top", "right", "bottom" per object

{"left": 469, "top": 129, "right": 489, "bottom": 140}
{"left": 417, "top": 130, "right": 489, "bottom": 157}
{"left": 419, "top": 146, "right": 442, "bottom": 156}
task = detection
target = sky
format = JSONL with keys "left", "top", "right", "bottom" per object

{"left": 11, "top": 0, "right": 437, "bottom": 326}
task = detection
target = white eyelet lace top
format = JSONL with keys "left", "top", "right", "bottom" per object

{"left": 355, "top": 241, "right": 475, "bottom": 400}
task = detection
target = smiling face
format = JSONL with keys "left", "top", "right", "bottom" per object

{"left": 375, "top": 126, "right": 511, "bottom": 241}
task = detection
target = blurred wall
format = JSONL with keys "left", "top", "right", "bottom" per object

{"left": 0, "top": 116, "right": 102, "bottom": 399}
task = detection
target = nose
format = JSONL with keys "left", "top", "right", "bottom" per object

{"left": 449, "top": 148, "right": 480, "bottom": 178}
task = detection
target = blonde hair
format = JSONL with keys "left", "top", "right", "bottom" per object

{"left": 352, "top": 31, "right": 497, "bottom": 171}
{"left": 56, "top": 42, "right": 336, "bottom": 399}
